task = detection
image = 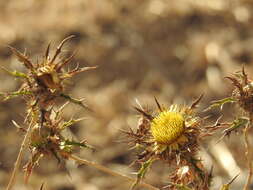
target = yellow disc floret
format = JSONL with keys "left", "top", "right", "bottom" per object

{"left": 151, "top": 110, "right": 185, "bottom": 145}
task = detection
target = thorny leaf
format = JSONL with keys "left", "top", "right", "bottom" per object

{"left": 0, "top": 90, "right": 32, "bottom": 100}
{"left": 220, "top": 174, "right": 239, "bottom": 190}
{"left": 224, "top": 117, "right": 249, "bottom": 136}
{"left": 216, "top": 117, "right": 249, "bottom": 144}
{"left": 59, "top": 93, "right": 91, "bottom": 111}
{"left": 60, "top": 117, "right": 86, "bottom": 130}
{"left": 225, "top": 76, "right": 244, "bottom": 96}
{"left": 206, "top": 97, "right": 236, "bottom": 111}
{"left": 1, "top": 67, "right": 28, "bottom": 78}
{"left": 54, "top": 101, "right": 69, "bottom": 120}
{"left": 62, "top": 66, "right": 97, "bottom": 79}
{"left": 62, "top": 139, "right": 95, "bottom": 151}
{"left": 8, "top": 46, "right": 34, "bottom": 71}
{"left": 131, "top": 158, "right": 154, "bottom": 190}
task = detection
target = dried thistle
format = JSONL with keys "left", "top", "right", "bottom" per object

{"left": 208, "top": 67, "right": 253, "bottom": 190}
{"left": 4, "top": 36, "right": 96, "bottom": 189}
{"left": 208, "top": 67, "right": 253, "bottom": 115}
{"left": 126, "top": 96, "right": 214, "bottom": 190}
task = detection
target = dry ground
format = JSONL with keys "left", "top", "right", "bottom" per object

{"left": 1, "top": 1, "right": 253, "bottom": 189}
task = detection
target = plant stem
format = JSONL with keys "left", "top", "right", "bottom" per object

{"left": 243, "top": 118, "right": 253, "bottom": 190}
{"left": 6, "top": 120, "right": 33, "bottom": 190}
{"left": 67, "top": 154, "right": 159, "bottom": 190}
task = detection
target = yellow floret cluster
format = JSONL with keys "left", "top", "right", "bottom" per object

{"left": 151, "top": 111, "right": 185, "bottom": 145}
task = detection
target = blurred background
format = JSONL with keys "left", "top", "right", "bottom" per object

{"left": 0, "top": 0, "right": 253, "bottom": 189}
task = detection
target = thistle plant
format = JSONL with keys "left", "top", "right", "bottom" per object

{"left": 2, "top": 36, "right": 247, "bottom": 190}
{"left": 1, "top": 35, "right": 97, "bottom": 189}
{"left": 209, "top": 67, "right": 253, "bottom": 190}
{"left": 2, "top": 36, "right": 159, "bottom": 190}
{"left": 125, "top": 96, "right": 217, "bottom": 190}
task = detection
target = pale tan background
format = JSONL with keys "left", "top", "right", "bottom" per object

{"left": 0, "top": 0, "right": 253, "bottom": 189}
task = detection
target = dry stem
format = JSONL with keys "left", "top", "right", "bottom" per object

{"left": 6, "top": 120, "right": 34, "bottom": 190}
{"left": 243, "top": 119, "right": 253, "bottom": 190}
{"left": 68, "top": 154, "right": 159, "bottom": 190}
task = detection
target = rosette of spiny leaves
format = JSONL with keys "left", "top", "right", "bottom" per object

{"left": 125, "top": 96, "right": 214, "bottom": 190}
{"left": 2, "top": 36, "right": 96, "bottom": 183}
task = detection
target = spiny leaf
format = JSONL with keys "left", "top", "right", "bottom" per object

{"left": 206, "top": 97, "right": 236, "bottom": 111}
{"left": 225, "top": 76, "right": 244, "bottom": 96}
{"left": 8, "top": 46, "right": 34, "bottom": 70}
{"left": 224, "top": 117, "right": 249, "bottom": 136}
{"left": 62, "top": 66, "right": 97, "bottom": 79}
{"left": 0, "top": 90, "right": 32, "bottom": 100}
{"left": 131, "top": 158, "right": 153, "bottom": 190}
{"left": 60, "top": 117, "right": 86, "bottom": 130}
{"left": 216, "top": 117, "right": 249, "bottom": 144}
{"left": 59, "top": 93, "right": 91, "bottom": 111}
{"left": 63, "top": 139, "right": 95, "bottom": 151}
{"left": 1, "top": 67, "right": 27, "bottom": 78}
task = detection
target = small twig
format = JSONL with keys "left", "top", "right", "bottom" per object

{"left": 67, "top": 154, "right": 159, "bottom": 190}
{"left": 6, "top": 119, "right": 34, "bottom": 190}
{"left": 243, "top": 117, "right": 253, "bottom": 190}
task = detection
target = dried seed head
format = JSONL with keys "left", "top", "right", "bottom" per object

{"left": 227, "top": 68, "right": 253, "bottom": 114}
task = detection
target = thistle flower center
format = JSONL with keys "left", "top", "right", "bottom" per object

{"left": 151, "top": 111, "right": 185, "bottom": 145}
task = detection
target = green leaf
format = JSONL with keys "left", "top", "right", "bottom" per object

{"left": 0, "top": 90, "right": 32, "bottom": 100}
{"left": 61, "top": 139, "right": 95, "bottom": 152}
{"left": 1, "top": 67, "right": 28, "bottom": 78}
{"left": 60, "top": 117, "right": 85, "bottom": 130}
{"left": 207, "top": 97, "right": 236, "bottom": 111}
{"left": 60, "top": 93, "right": 91, "bottom": 111}
{"left": 131, "top": 158, "right": 154, "bottom": 190}
{"left": 224, "top": 117, "right": 249, "bottom": 135}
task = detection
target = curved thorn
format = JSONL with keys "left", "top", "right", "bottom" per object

{"left": 154, "top": 96, "right": 162, "bottom": 112}
{"left": 45, "top": 43, "right": 51, "bottom": 60}
{"left": 50, "top": 35, "right": 76, "bottom": 64}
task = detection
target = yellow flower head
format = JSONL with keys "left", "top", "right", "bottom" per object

{"left": 151, "top": 109, "right": 185, "bottom": 145}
